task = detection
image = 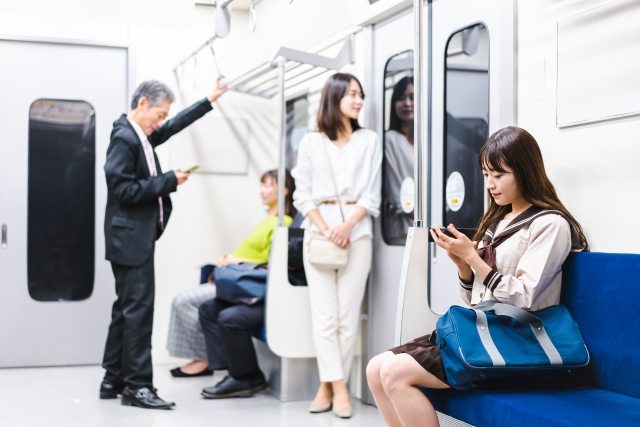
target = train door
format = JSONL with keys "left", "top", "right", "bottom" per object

{"left": 365, "top": 7, "right": 415, "bottom": 402}
{"left": 0, "top": 39, "right": 128, "bottom": 367}
{"left": 428, "top": 0, "right": 515, "bottom": 313}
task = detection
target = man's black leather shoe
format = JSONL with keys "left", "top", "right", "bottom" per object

{"left": 121, "top": 387, "right": 175, "bottom": 409}
{"left": 201, "top": 375, "right": 267, "bottom": 399}
{"left": 100, "top": 380, "right": 126, "bottom": 399}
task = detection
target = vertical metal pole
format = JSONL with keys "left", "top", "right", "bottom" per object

{"left": 276, "top": 56, "right": 286, "bottom": 227}
{"left": 426, "top": 0, "right": 433, "bottom": 229}
{"left": 413, "top": 0, "right": 426, "bottom": 228}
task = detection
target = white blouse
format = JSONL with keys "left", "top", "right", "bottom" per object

{"left": 459, "top": 214, "right": 574, "bottom": 311}
{"left": 292, "top": 130, "right": 382, "bottom": 241}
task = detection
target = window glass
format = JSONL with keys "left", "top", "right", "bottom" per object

{"left": 28, "top": 99, "right": 95, "bottom": 301}
{"left": 443, "top": 24, "right": 489, "bottom": 229}
{"left": 285, "top": 95, "right": 309, "bottom": 171}
{"left": 382, "top": 50, "right": 414, "bottom": 245}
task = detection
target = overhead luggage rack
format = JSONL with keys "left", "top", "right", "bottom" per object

{"left": 226, "top": 33, "right": 357, "bottom": 99}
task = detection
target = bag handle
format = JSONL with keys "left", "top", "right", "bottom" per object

{"left": 473, "top": 301, "right": 543, "bottom": 329}
{"left": 472, "top": 301, "right": 563, "bottom": 365}
{"left": 321, "top": 139, "right": 346, "bottom": 223}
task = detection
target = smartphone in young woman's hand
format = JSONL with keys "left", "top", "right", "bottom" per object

{"left": 427, "top": 227, "right": 477, "bottom": 242}
{"left": 429, "top": 227, "right": 455, "bottom": 241}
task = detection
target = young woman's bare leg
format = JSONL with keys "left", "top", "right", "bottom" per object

{"left": 331, "top": 379, "right": 351, "bottom": 412}
{"left": 312, "top": 382, "right": 333, "bottom": 405}
{"left": 366, "top": 352, "right": 403, "bottom": 427}
{"left": 380, "top": 354, "right": 449, "bottom": 427}
{"left": 179, "top": 360, "right": 209, "bottom": 374}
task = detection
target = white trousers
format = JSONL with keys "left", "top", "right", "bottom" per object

{"left": 303, "top": 236, "right": 372, "bottom": 383}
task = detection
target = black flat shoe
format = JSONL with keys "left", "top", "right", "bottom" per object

{"left": 100, "top": 379, "right": 125, "bottom": 399}
{"left": 121, "top": 387, "right": 175, "bottom": 409}
{"left": 201, "top": 375, "right": 267, "bottom": 399}
{"left": 170, "top": 366, "right": 214, "bottom": 378}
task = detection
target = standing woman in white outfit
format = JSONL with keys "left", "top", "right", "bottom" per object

{"left": 292, "top": 73, "right": 382, "bottom": 419}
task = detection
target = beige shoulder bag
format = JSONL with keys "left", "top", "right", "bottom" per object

{"left": 306, "top": 141, "right": 350, "bottom": 270}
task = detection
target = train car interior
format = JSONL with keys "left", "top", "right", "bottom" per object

{"left": 0, "top": 0, "right": 639, "bottom": 426}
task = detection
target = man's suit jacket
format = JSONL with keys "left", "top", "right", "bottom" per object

{"left": 104, "top": 98, "right": 213, "bottom": 267}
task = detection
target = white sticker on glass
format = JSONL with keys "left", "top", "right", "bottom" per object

{"left": 400, "top": 177, "right": 414, "bottom": 214}
{"left": 446, "top": 171, "right": 465, "bottom": 212}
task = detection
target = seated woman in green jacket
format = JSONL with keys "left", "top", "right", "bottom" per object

{"left": 166, "top": 169, "right": 296, "bottom": 377}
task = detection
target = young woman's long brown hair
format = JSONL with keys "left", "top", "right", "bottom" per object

{"left": 317, "top": 73, "right": 364, "bottom": 141}
{"left": 472, "top": 126, "right": 588, "bottom": 250}
{"left": 261, "top": 169, "right": 297, "bottom": 218}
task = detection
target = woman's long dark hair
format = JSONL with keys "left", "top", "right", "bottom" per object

{"left": 261, "top": 169, "right": 297, "bottom": 218}
{"left": 388, "top": 76, "right": 413, "bottom": 133}
{"left": 473, "top": 126, "right": 588, "bottom": 250}
{"left": 317, "top": 73, "right": 364, "bottom": 141}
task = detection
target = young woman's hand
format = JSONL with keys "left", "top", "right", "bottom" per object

{"left": 217, "top": 254, "right": 248, "bottom": 267}
{"left": 430, "top": 224, "right": 478, "bottom": 264}
{"left": 217, "top": 254, "right": 230, "bottom": 266}
{"left": 445, "top": 249, "right": 469, "bottom": 267}
{"left": 329, "top": 223, "right": 353, "bottom": 249}
{"left": 225, "top": 255, "right": 246, "bottom": 265}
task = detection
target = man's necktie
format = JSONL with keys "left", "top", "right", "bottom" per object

{"left": 142, "top": 138, "right": 164, "bottom": 230}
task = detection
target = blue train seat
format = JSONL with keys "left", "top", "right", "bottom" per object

{"left": 422, "top": 252, "right": 640, "bottom": 426}
{"left": 249, "top": 327, "right": 266, "bottom": 342}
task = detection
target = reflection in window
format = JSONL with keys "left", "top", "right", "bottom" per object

{"left": 28, "top": 99, "right": 96, "bottom": 301}
{"left": 382, "top": 51, "right": 414, "bottom": 245}
{"left": 443, "top": 24, "right": 489, "bottom": 229}
{"left": 285, "top": 95, "right": 309, "bottom": 171}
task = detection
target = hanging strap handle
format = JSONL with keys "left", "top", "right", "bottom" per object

{"left": 321, "top": 140, "right": 346, "bottom": 223}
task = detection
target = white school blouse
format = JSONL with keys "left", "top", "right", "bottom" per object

{"left": 460, "top": 214, "right": 574, "bottom": 311}
{"left": 292, "top": 130, "right": 382, "bottom": 241}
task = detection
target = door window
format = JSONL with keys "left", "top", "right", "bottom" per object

{"left": 381, "top": 50, "right": 415, "bottom": 245}
{"left": 285, "top": 95, "right": 309, "bottom": 171}
{"left": 443, "top": 24, "right": 489, "bottom": 229}
{"left": 28, "top": 99, "right": 96, "bottom": 301}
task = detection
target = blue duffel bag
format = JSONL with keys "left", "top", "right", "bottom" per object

{"left": 214, "top": 263, "right": 268, "bottom": 305}
{"left": 435, "top": 301, "right": 590, "bottom": 390}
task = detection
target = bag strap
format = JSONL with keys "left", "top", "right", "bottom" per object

{"left": 321, "top": 139, "right": 346, "bottom": 223}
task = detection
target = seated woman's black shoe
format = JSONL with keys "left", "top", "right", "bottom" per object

{"left": 121, "top": 387, "right": 175, "bottom": 409}
{"left": 201, "top": 374, "right": 267, "bottom": 399}
{"left": 100, "top": 380, "right": 126, "bottom": 399}
{"left": 170, "top": 366, "right": 214, "bottom": 378}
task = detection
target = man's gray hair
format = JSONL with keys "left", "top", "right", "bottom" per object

{"left": 130, "top": 80, "right": 175, "bottom": 110}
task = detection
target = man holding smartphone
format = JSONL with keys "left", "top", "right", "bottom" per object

{"left": 101, "top": 78, "right": 227, "bottom": 409}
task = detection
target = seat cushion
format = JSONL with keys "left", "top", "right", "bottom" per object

{"left": 422, "top": 387, "right": 640, "bottom": 427}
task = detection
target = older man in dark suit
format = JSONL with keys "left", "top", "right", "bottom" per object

{"left": 100, "top": 78, "right": 227, "bottom": 409}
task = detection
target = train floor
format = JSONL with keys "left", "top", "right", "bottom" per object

{"left": 0, "top": 363, "right": 389, "bottom": 427}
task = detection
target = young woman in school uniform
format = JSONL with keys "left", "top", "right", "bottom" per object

{"left": 292, "top": 73, "right": 382, "bottom": 419}
{"left": 366, "top": 126, "right": 589, "bottom": 427}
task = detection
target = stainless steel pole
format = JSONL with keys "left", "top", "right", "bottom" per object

{"left": 426, "top": 0, "right": 432, "bottom": 229}
{"left": 276, "top": 56, "right": 287, "bottom": 227}
{"left": 413, "top": 0, "right": 425, "bottom": 228}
